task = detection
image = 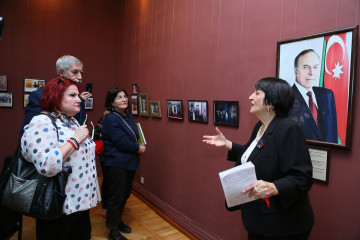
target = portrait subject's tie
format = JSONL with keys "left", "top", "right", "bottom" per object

{"left": 306, "top": 91, "right": 318, "bottom": 126}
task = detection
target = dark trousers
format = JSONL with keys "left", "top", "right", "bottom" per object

{"left": 106, "top": 166, "right": 135, "bottom": 230}
{"left": 100, "top": 157, "right": 108, "bottom": 209}
{"left": 36, "top": 210, "right": 91, "bottom": 240}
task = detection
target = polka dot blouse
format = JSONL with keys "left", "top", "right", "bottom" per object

{"left": 21, "top": 114, "right": 98, "bottom": 215}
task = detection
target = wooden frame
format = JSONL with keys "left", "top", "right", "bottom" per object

{"left": 277, "top": 26, "right": 358, "bottom": 149}
{"left": 149, "top": 101, "right": 162, "bottom": 117}
{"left": 0, "top": 75, "right": 8, "bottom": 91}
{"left": 132, "top": 84, "right": 139, "bottom": 95}
{"left": 188, "top": 100, "right": 208, "bottom": 123}
{"left": 24, "top": 78, "right": 45, "bottom": 92}
{"left": 139, "top": 93, "right": 149, "bottom": 116}
{"left": 131, "top": 95, "right": 138, "bottom": 115}
{"left": 85, "top": 97, "right": 93, "bottom": 110}
{"left": 24, "top": 93, "right": 30, "bottom": 108}
{"left": 0, "top": 92, "right": 13, "bottom": 107}
{"left": 167, "top": 100, "right": 183, "bottom": 120}
{"left": 213, "top": 101, "right": 239, "bottom": 127}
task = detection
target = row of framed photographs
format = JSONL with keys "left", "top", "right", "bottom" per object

{"left": 0, "top": 76, "right": 13, "bottom": 107}
{"left": 132, "top": 95, "right": 239, "bottom": 127}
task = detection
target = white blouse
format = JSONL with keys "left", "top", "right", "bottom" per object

{"left": 21, "top": 115, "right": 98, "bottom": 215}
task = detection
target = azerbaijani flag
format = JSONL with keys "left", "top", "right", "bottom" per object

{"left": 320, "top": 32, "right": 352, "bottom": 144}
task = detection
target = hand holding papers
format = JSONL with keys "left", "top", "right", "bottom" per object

{"left": 219, "top": 162, "right": 257, "bottom": 208}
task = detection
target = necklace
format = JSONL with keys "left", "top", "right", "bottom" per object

{"left": 255, "top": 125, "right": 265, "bottom": 142}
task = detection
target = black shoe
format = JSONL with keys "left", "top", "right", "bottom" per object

{"left": 108, "top": 231, "right": 128, "bottom": 240}
{"left": 118, "top": 221, "right": 132, "bottom": 233}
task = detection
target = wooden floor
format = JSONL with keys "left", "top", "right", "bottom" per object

{"left": 10, "top": 194, "right": 190, "bottom": 240}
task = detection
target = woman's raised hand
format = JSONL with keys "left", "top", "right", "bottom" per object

{"left": 73, "top": 125, "right": 89, "bottom": 144}
{"left": 203, "top": 127, "right": 229, "bottom": 148}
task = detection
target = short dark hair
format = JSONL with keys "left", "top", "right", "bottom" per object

{"left": 255, "top": 77, "right": 294, "bottom": 117}
{"left": 104, "top": 87, "right": 129, "bottom": 112}
{"left": 294, "top": 49, "right": 319, "bottom": 70}
{"left": 39, "top": 77, "right": 78, "bottom": 112}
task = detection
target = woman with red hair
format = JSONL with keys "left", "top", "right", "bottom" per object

{"left": 21, "top": 77, "right": 98, "bottom": 240}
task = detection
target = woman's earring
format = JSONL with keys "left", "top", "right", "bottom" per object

{"left": 267, "top": 108, "right": 270, "bottom": 112}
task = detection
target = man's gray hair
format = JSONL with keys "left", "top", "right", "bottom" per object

{"left": 56, "top": 55, "right": 83, "bottom": 75}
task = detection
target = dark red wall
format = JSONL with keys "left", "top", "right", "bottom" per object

{"left": 1, "top": 0, "right": 360, "bottom": 239}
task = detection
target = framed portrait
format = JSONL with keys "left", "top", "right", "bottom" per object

{"left": 188, "top": 100, "right": 208, "bottom": 123}
{"left": 139, "top": 93, "right": 149, "bottom": 116}
{"left": 149, "top": 101, "right": 162, "bottom": 117}
{"left": 0, "top": 92, "right": 13, "bottom": 107}
{"left": 167, "top": 100, "right": 183, "bottom": 120}
{"left": 24, "top": 93, "right": 30, "bottom": 108}
{"left": 213, "top": 101, "right": 239, "bottom": 127}
{"left": 132, "top": 84, "right": 139, "bottom": 95}
{"left": 0, "top": 75, "right": 8, "bottom": 91}
{"left": 24, "top": 78, "right": 45, "bottom": 92}
{"left": 276, "top": 26, "right": 358, "bottom": 149}
{"left": 131, "top": 95, "right": 138, "bottom": 115}
{"left": 85, "top": 97, "right": 93, "bottom": 110}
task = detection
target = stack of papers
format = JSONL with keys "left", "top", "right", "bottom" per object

{"left": 136, "top": 123, "right": 147, "bottom": 145}
{"left": 219, "top": 162, "right": 257, "bottom": 207}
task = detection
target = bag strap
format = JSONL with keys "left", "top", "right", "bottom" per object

{"left": 38, "top": 113, "right": 59, "bottom": 140}
{"left": 113, "top": 112, "right": 137, "bottom": 142}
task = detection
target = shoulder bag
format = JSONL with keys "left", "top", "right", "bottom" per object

{"left": 1, "top": 113, "right": 72, "bottom": 220}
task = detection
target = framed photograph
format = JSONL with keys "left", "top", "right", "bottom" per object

{"left": 0, "top": 92, "right": 13, "bottom": 107}
{"left": 277, "top": 26, "right": 358, "bottom": 149}
{"left": 309, "top": 146, "right": 330, "bottom": 183}
{"left": 24, "top": 93, "right": 30, "bottom": 108}
{"left": 149, "top": 101, "right": 162, "bottom": 117}
{"left": 85, "top": 97, "right": 93, "bottom": 110}
{"left": 132, "top": 84, "right": 139, "bottom": 95}
{"left": 139, "top": 93, "right": 149, "bottom": 116}
{"left": 214, "top": 101, "right": 239, "bottom": 127}
{"left": 0, "top": 75, "right": 8, "bottom": 91}
{"left": 131, "top": 95, "right": 138, "bottom": 115}
{"left": 188, "top": 100, "right": 208, "bottom": 123}
{"left": 24, "top": 78, "right": 45, "bottom": 92}
{"left": 167, "top": 100, "right": 184, "bottom": 120}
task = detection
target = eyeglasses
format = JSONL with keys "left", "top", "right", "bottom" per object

{"left": 116, "top": 96, "right": 128, "bottom": 101}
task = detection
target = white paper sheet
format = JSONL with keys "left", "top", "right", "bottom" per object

{"left": 219, "top": 162, "right": 257, "bottom": 207}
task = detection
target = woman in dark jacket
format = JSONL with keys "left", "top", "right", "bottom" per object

{"left": 203, "top": 77, "right": 314, "bottom": 240}
{"left": 101, "top": 87, "right": 146, "bottom": 240}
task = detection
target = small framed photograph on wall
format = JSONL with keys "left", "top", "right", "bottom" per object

{"left": 0, "top": 92, "right": 13, "bottom": 107}
{"left": 149, "top": 101, "right": 162, "bottom": 117}
{"left": 139, "top": 93, "right": 149, "bottom": 116}
{"left": 85, "top": 97, "right": 93, "bottom": 110}
{"left": 0, "top": 75, "right": 8, "bottom": 91}
{"left": 167, "top": 100, "right": 183, "bottom": 120}
{"left": 24, "top": 93, "right": 30, "bottom": 108}
{"left": 131, "top": 95, "right": 138, "bottom": 115}
{"left": 132, "top": 84, "right": 139, "bottom": 95}
{"left": 188, "top": 100, "right": 208, "bottom": 123}
{"left": 213, "top": 101, "right": 239, "bottom": 127}
{"left": 24, "top": 78, "right": 45, "bottom": 92}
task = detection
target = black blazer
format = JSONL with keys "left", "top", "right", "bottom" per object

{"left": 289, "top": 85, "right": 338, "bottom": 143}
{"left": 227, "top": 117, "right": 314, "bottom": 237}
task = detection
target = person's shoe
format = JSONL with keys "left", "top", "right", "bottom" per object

{"left": 118, "top": 221, "right": 131, "bottom": 233}
{"left": 108, "top": 231, "right": 128, "bottom": 240}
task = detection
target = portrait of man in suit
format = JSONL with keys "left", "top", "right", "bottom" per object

{"left": 288, "top": 49, "right": 338, "bottom": 143}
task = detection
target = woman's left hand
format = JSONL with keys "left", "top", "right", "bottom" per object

{"left": 243, "top": 180, "right": 278, "bottom": 199}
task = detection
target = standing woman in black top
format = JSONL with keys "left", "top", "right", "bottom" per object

{"left": 203, "top": 78, "right": 314, "bottom": 240}
{"left": 101, "top": 87, "right": 146, "bottom": 240}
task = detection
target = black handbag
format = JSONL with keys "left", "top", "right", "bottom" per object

{"left": 1, "top": 113, "right": 72, "bottom": 220}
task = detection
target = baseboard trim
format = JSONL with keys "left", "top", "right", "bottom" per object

{"left": 132, "top": 182, "right": 221, "bottom": 240}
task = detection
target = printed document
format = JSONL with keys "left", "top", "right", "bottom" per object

{"left": 219, "top": 162, "right": 257, "bottom": 207}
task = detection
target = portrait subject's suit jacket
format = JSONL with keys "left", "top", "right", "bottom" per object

{"left": 226, "top": 117, "right": 314, "bottom": 237}
{"left": 289, "top": 85, "right": 338, "bottom": 143}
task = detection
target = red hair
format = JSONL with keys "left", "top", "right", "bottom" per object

{"left": 39, "top": 77, "right": 78, "bottom": 112}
